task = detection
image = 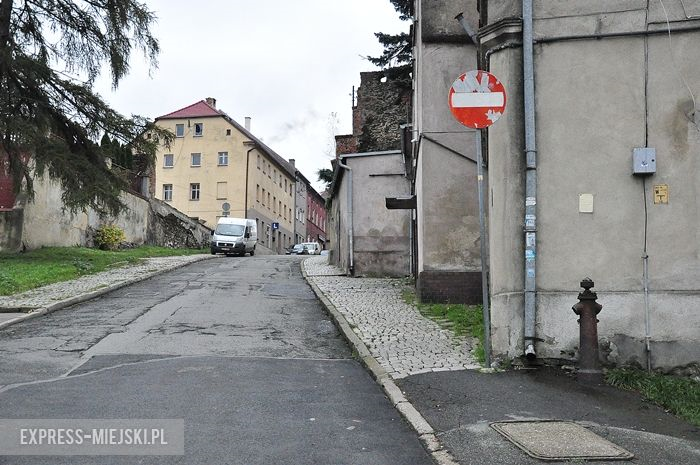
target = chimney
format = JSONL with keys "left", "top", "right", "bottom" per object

{"left": 288, "top": 158, "right": 295, "bottom": 168}
{"left": 205, "top": 97, "right": 216, "bottom": 108}
{"left": 245, "top": 116, "right": 251, "bottom": 131}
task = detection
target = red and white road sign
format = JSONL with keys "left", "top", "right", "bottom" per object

{"left": 448, "top": 70, "right": 506, "bottom": 129}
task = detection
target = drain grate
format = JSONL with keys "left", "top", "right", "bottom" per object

{"left": 490, "top": 420, "right": 634, "bottom": 461}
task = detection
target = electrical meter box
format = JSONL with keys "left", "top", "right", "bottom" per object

{"left": 633, "top": 147, "right": 656, "bottom": 175}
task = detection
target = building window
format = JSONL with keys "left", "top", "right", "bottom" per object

{"left": 191, "top": 153, "right": 201, "bottom": 167}
{"left": 190, "top": 183, "right": 200, "bottom": 201}
{"left": 262, "top": 159, "right": 266, "bottom": 174}
{"left": 218, "top": 152, "right": 228, "bottom": 166}
{"left": 163, "top": 184, "right": 173, "bottom": 201}
{"left": 256, "top": 184, "right": 260, "bottom": 202}
{"left": 163, "top": 154, "right": 174, "bottom": 168}
{"left": 284, "top": 179, "right": 287, "bottom": 191}
{"left": 194, "top": 123, "right": 203, "bottom": 137}
{"left": 273, "top": 196, "right": 277, "bottom": 213}
{"left": 279, "top": 201, "right": 282, "bottom": 216}
{"left": 226, "top": 129, "right": 231, "bottom": 136}
{"left": 257, "top": 154, "right": 261, "bottom": 169}
{"left": 176, "top": 124, "right": 184, "bottom": 137}
{"left": 267, "top": 192, "right": 270, "bottom": 206}
{"left": 262, "top": 188, "right": 266, "bottom": 205}
{"left": 216, "top": 182, "right": 227, "bottom": 199}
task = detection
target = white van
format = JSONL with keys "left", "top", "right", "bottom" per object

{"left": 211, "top": 218, "right": 257, "bottom": 256}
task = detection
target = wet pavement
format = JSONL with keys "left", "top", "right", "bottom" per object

{"left": 397, "top": 366, "right": 700, "bottom": 465}
{"left": 0, "top": 256, "right": 432, "bottom": 464}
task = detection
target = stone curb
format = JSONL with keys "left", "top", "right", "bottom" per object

{"left": 301, "top": 259, "right": 461, "bottom": 465}
{"left": 0, "top": 255, "right": 217, "bottom": 332}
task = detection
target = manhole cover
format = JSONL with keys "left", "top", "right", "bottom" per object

{"left": 490, "top": 420, "right": 634, "bottom": 461}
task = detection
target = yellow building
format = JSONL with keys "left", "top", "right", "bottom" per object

{"left": 153, "top": 98, "right": 296, "bottom": 253}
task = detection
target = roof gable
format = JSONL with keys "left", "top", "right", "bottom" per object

{"left": 156, "top": 100, "right": 222, "bottom": 120}
{"left": 154, "top": 99, "right": 297, "bottom": 179}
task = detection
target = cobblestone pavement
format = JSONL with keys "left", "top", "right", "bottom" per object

{"left": 0, "top": 254, "right": 213, "bottom": 310}
{"left": 304, "top": 256, "right": 480, "bottom": 379}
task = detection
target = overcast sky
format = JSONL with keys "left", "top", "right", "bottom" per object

{"left": 94, "top": 0, "right": 407, "bottom": 191}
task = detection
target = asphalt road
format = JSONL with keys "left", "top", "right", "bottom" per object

{"left": 398, "top": 368, "right": 700, "bottom": 465}
{"left": 0, "top": 256, "right": 433, "bottom": 464}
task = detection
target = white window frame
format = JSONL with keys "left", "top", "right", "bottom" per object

{"left": 163, "top": 184, "right": 173, "bottom": 201}
{"left": 190, "top": 183, "right": 200, "bottom": 201}
{"left": 163, "top": 154, "right": 174, "bottom": 168}
{"left": 175, "top": 124, "right": 184, "bottom": 137}
{"left": 218, "top": 152, "right": 229, "bottom": 166}
{"left": 194, "top": 123, "right": 203, "bottom": 137}
{"left": 191, "top": 153, "right": 202, "bottom": 167}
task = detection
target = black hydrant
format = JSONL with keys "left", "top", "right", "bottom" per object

{"left": 572, "top": 278, "right": 603, "bottom": 384}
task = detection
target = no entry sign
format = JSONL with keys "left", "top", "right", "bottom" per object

{"left": 448, "top": 70, "right": 506, "bottom": 129}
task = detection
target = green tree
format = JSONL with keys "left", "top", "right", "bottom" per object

{"left": 317, "top": 168, "right": 334, "bottom": 189}
{"left": 0, "top": 0, "right": 171, "bottom": 216}
{"left": 367, "top": 0, "right": 413, "bottom": 75}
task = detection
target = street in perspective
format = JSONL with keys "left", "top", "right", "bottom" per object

{"left": 1, "top": 0, "right": 700, "bottom": 464}
{"left": 0, "top": 256, "right": 433, "bottom": 464}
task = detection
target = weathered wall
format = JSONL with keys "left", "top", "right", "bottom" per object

{"left": 329, "top": 152, "right": 410, "bottom": 277}
{"left": 355, "top": 71, "right": 411, "bottom": 153}
{"left": 335, "top": 134, "right": 357, "bottom": 157}
{"left": 147, "top": 197, "right": 212, "bottom": 248}
{"left": 21, "top": 175, "right": 149, "bottom": 248}
{"left": 486, "top": 45, "right": 526, "bottom": 362}
{"left": 3, "top": 174, "right": 210, "bottom": 252}
{"left": 0, "top": 209, "right": 23, "bottom": 252}
{"left": 414, "top": 0, "right": 483, "bottom": 303}
{"left": 329, "top": 169, "right": 350, "bottom": 273}
{"left": 351, "top": 152, "right": 410, "bottom": 277}
{"left": 486, "top": 1, "right": 700, "bottom": 371}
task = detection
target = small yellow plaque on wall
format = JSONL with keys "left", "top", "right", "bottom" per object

{"left": 653, "top": 184, "right": 668, "bottom": 204}
{"left": 578, "top": 193, "right": 594, "bottom": 213}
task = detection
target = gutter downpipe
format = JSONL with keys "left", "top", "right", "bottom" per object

{"left": 523, "top": 0, "right": 538, "bottom": 360}
{"left": 337, "top": 160, "right": 354, "bottom": 275}
{"left": 243, "top": 142, "right": 257, "bottom": 218}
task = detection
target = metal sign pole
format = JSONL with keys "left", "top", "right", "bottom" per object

{"left": 447, "top": 69, "right": 504, "bottom": 369}
{"left": 476, "top": 129, "right": 492, "bottom": 368}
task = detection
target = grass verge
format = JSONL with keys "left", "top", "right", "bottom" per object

{"left": 0, "top": 246, "right": 205, "bottom": 296}
{"left": 606, "top": 368, "right": 700, "bottom": 427}
{"left": 402, "top": 288, "right": 485, "bottom": 364}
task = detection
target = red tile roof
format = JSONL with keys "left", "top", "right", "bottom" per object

{"left": 156, "top": 100, "right": 222, "bottom": 120}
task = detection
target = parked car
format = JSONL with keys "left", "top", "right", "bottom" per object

{"left": 289, "top": 242, "right": 322, "bottom": 255}
{"left": 302, "top": 242, "right": 322, "bottom": 255}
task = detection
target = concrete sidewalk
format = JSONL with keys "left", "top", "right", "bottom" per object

{"left": 303, "top": 256, "right": 700, "bottom": 465}
{"left": 0, "top": 254, "right": 215, "bottom": 330}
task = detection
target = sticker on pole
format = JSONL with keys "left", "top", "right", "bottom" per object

{"left": 449, "top": 70, "right": 506, "bottom": 129}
